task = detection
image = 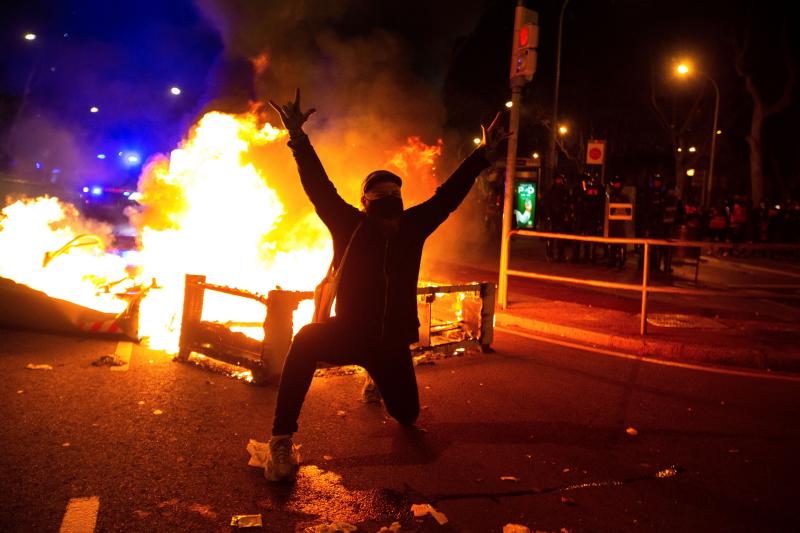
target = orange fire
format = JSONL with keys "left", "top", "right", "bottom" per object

{"left": 387, "top": 136, "right": 443, "bottom": 205}
{"left": 0, "top": 110, "right": 444, "bottom": 353}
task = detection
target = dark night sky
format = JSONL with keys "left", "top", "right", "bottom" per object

{"left": 1, "top": 0, "right": 797, "bottom": 200}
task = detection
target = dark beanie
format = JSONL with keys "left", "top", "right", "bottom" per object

{"left": 362, "top": 170, "right": 402, "bottom": 194}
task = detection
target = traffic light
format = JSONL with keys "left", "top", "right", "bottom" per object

{"left": 510, "top": 10, "right": 539, "bottom": 82}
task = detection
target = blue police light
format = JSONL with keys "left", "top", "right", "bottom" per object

{"left": 97, "top": 153, "right": 106, "bottom": 160}
{"left": 35, "top": 161, "right": 42, "bottom": 169}
{"left": 91, "top": 186, "right": 103, "bottom": 196}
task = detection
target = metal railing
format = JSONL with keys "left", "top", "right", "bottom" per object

{"left": 499, "top": 230, "right": 800, "bottom": 335}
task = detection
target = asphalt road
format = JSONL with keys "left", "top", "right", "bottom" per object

{"left": 1, "top": 328, "right": 799, "bottom": 532}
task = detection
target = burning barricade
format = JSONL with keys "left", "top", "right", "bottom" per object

{"left": 0, "top": 107, "right": 493, "bottom": 381}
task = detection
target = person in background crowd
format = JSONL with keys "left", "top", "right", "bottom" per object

{"left": 636, "top": 173, "right": 673, "bottom": 272}
{"left": 542, "top": 172, "right": 572, "bottom": 262}
{"left": 572, "top": 173, "right": 605, "bottom": 263}
{"left": 606, "top": 175, "right": 631, "bottom": 269}
{"left": 706, "top": 202, "right": 729, "bottom": 256}
{"left": 728, "top": 194, "right": 752, "bottom": 256}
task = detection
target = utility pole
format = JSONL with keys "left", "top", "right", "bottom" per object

{"left": 544, "top": 0, "right": 570, "bottom": 192}
{"left": 498, "top": 1, "right": 538, "bottom": 309}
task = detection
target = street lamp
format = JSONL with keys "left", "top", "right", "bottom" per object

{"left": 558, "top": 125, "right": 568, "bottom": 135}
{"left": 676, "top": 62, "right": 720, "bottom": 207}
{"left": 24, "top": 33, "right": 37, "bottom": 41}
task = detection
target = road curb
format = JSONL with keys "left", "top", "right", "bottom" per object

{"left": 495, "top": 310, "right": 768, "bottom": 370}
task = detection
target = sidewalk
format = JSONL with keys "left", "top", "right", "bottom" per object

{"left": 426, "top": 238, "right": 800, "bottom": 373}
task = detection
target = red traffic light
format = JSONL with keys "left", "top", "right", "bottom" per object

{"left": 519, "top": 26, "right": 529, "bottom": 47}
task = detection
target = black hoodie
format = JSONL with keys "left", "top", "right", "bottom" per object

{"left": 287, "top": 134, "right": 491, "bottom": 346}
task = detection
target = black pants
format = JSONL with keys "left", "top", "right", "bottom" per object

{"left": 272, "top": 320, "right": 420, "bottom": 436}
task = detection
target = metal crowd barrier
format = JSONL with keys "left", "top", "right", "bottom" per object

{"left": 178, "top": 274, "right": 496, "bottom": 384}
{"left": 499, "top": 230, "right": 800, "bottom": 335}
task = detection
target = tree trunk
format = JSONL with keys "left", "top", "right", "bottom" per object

{"left": 735, "top": 21, "right": 795, "bottom": 207}
{"left": 746, "top": 98, "right": 765, "bottom": 206}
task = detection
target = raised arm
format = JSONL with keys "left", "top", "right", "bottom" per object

{"left": 270, "top": 89, "right": 358, "bottom": 231}
{"left": 410, "top": 112, "right": 510, "bottom": 236}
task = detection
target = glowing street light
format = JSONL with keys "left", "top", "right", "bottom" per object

{"left": 532, "top": 152, "right": 540, "bottom": 159}
{"left": 688, "top": 146, "right": 696, "bottom": 153}
{"left": 126, "top": 154, "right": 140, "bottom": 164}
{"left": 675, "top": 60, "right": 720, "bottom": 207}
{"left": 558, "top": 125, "right": 568, "bottom": 135}
{"left": 170, "top": 86, "right": 182, "bottom": 96}
{"left": 505, "top": 101, "right": 513, "bottom": 108}
{"left": 473, "top": 137, "right": 481, "bottom": 145}
{"left": 89, "top": 106, "right": 99, "bottom": 113}
{"left": 24, "top": 33, "right": 37, "bottom": 41}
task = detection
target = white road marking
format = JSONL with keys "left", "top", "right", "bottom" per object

{"left": 110, "top": 342, "right": 132, "bottom": 372}
{"left": 59, "top": 496, "right": 99, "bottom": 533}
{"left": 496, "top": 326, "right": 800, "bottom": 383}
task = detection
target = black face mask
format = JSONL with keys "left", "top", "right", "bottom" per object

{"left": 366, "top": 196, "right": 404, "bottom": 219}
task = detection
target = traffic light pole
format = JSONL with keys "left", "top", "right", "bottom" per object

{"left": 498, "top": 1, "right": 528, "bottom": 310}
{"left": 498, "top": 81, "right": 524, "bottom": 310}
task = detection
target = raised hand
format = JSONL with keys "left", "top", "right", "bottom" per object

{"left": 269, "top": 88, "right": 316, "bottom": 135}
{"left": 480, "top": 112, "right": 512, "bottom": 158}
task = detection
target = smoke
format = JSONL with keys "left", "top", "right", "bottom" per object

{"left": 6, "top": 114, "right": 89, "bottom": 190}
{"left": 191, "top": 0, "right": 493, "bottom": 279}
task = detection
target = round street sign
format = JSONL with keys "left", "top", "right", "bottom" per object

{"left": 586, "top": 140, "right": 606, "bottom": 164}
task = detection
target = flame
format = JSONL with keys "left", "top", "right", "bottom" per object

{"left": 0, "top": 110, "right": 444, "bottom": 355}
{"left": 132, "top": 111, "right": 330, "bottom": 350}
{"left": 0, "top": 197, "right": 131, "bottom": 313}
{"left": 387, "top": 136, "right": 443, "bottom": 205}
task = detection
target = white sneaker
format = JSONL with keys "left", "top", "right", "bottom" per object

{"left": 361, "top": 374, "right": 382, "bottom": 404}
{"left": 264, "top": 435, "right": 300, "bottom": 482}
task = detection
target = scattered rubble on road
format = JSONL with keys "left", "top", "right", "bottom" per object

{"left": 230, "top": 513, "right": 263, "bottom": 528}
{"left": 91, "top": 354, "right": 125, "bottom": 367}
{"left": 410, "top": 503, "right": 448, "bottom": 525}
{"left": 188, "top": 503, "right": 217, "bottom": 519}
{"left": 503, "top": 524, "right": 531, "bottom": 533}
{"left": 304, "top": 521, "right": 357, "bottom": 533}
{"left": 25, "top": 363, "right": 53, "bottom": 370}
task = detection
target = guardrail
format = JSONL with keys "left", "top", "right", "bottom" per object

{"left": 499, "top": 230, "right": 800, "bottom": 335}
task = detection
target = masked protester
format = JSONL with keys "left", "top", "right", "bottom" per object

{"left": 263, "top": 89, "right": 509, "bottom": 482}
